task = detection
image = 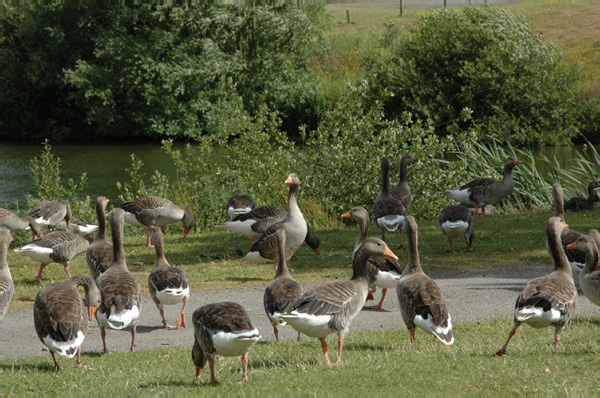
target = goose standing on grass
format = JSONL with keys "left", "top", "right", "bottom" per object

{"left": 15, "top": 231, "right": 89, "bottom": 282}
{"left": 396, "top": 216, "right": 454, "bottom": 346}
{"left": 551, "top": 184, "right": 585, "bottom": 275}
{"left": 276, "top": 238, "right": 398, "bottom": 366}
{"left": 86, "top": 197, "right": 112, "bottom": 280}
{"left": 567, "top": 230, "right": 600, "bottom": 307}
{"left": 496, "top": 217, "right": 577, "bottom": 356}
{"left": 372, "top": 156, "right": 406, "bottom": 246}
{"left": 438, "top": 205, "right": 474, "bottom": 253}
{"left": 564, "top": 193, "right": 599, "bottom": 212}
{"left": 263, "top": 229, "right": 303, "bottom": 341}
{"left": 0, "top": 208, "right": 44, "bottom": 240}
{"left": 33, "top": 274, "right": 101, "bottom": 369}
{"left": 192, "top": 302, "right": 260, "bottom": 384}
{"left": 148, "top": 226, "right": 190, "bottom": 329}
{"left": 226, "top": 195, "right": 256, "bottom": 220}
{"left": 28, "top": 200, "right": 72, "bottom": 231}
{"left": 96, "top": 208, "right": 142, "bottom": 353}
{"left": 341, "top": 206, "right": 403, "bottom": 309}
{"left": 439, "top": 157, "right": 521, "bottom": 220}
{"left": 0, "top": 227, "right": 14, "bottom": 320}
{"left": 120, "top": 196, "right": 194, "bottom": 248}
{"left": 391, "top": 155, "right": 415, "bottom": 250}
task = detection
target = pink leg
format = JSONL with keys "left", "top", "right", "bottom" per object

{"left": 50, "top": 351, "right": 61, "bottom": 369}
{"left": 160, "top": 308, "right": 176, "bottom": 329}
{"left": 176, "top": 296, "right": 188, "bottom": 328}
{"left": 273, "top": 326, "right": 280, "bottom": 342}
{"left": 146, "top": 229, "right": 154, "bottom": 248}
{"left": 321, "top": 339, "right": 332, "bottom": 366}
{"left": 410, "top": 331, "right": 416, "bottom": 345}
{"left": 397, "top": 229, "right": 406, "bottom": 250}
{"left": 36, "top": 263, "right": 47, "bottom": 282}
{"left": 297, "top": 331, "right": 302, "bottom": 341}
{"left": 481, "top": 207, "right": 486, "bottom": 219}
{"left": 63, "top": 265, "right": 72, "bottom": 279}
{"left": 434, "top": 335, "right": 438, "bottom": 348}
{"left": 236, "top": 354, "right": 249, "bottom": 384}
{"left": 496, "top": 325, "right": 518, "bottom": 356}
{"left": 473, "top": 207, "right": 479, "bottom": 221}
{"left": 463, "top": 238, "right": 472, "bottom": 252}
{"left": 366, "top": 289, "right": 387, "bottom": 309}
{"left": 336, "top": 337, "right": 344, "bottom": 365}
{"left": 129, "top": 326, "right": 136, "bottom": 352}
{"left": 209, "top": 359, "right": 219, "bottom": 384}
{"left": 75, "top": 346, "right": 83, "bottom": 367}
{"left": 554, "top": 333, "right": 561, "bottom": 353}
{"left": 101, "top": 328, "right": 109, "bottom": 354}
{"left": 448, "top": 238, "right": 456, "bottom": 254}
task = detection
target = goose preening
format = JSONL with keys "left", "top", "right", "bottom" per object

{"left": 263, "top": 229, "right": 303, "bottom": 341}
{"left": 439, "top": 205, "right": 474, "bottom": 253}
{"left": 567, "top": 230, "right": 600, "bottom": 307}
{"left": 0, "top": 208, "right": 44, "bottom": 240}
{"left": 439, "top": 157, "right": 521, "bottom": 220}
{"left": 55, "top": 217, "right": 98, "bottom": 236}
{"left": 551, "top": 184, "right": 585, "bottom": 275}
{"left": 587, "top": 181, "right": 600, "bottom": 196}
{"left": 372, "top": 156, "right": 406, "bottom": 247}
{"left": 96, "top": 208, "right": 142, "bottom": 353}
{"left": 226, "top": 195, "right": 256, "bottom": 220}
{"left": 33, "top": 274, "right": 101, "bottom": 369}
{"left": 391, "top": 155, "right": 415, "bottom": 249}
{"left": 148, "top": 226, "right": 190, "bottom": 329}
{"left": 15, "top": 231, "right": 89, "bottom": 282}
{"left": 276, "top": 238, "right": 397, "bottom": 366}
{"left": 86, "top": 197, "right": 112, "bottom": 280}
{"left": 28, "top": 200, "right": 72, "bottom": 231}
{"left": 192, "top": 302, "right": 261, "bottom": 384}
{"left": 341, "top": 206, "right": 403, "bottom": 309}
{"left": 120, "top": 196, "right": 194, "bottom": 247}
{"left": 396, "top": 216, "right": 454, "bottom": 346}
{"left": 564, "top": 193, "right": 599, "bottom": 212}
{"left": 496, "top": 217, "right": 577, "bottom": 356}
{"left": 0, "top": 227, "right": 14, "bottom": 320}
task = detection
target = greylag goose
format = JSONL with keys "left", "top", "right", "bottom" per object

{"left": 276, "top": 238, "right": 397, "bottom": 366}
{"left": 55, "top": 217, "right": 98, "bottom": 236}
{"left": 15, "top": 230, "right": 89, "bottom": 282}
{"left": 587, "top": 181, "right": 600, "bottom": 196}
{"left": 439, "top": 157, "right": 521, "bottom": 219}
{"left": 86, "top": 197, "right": 112, "bottom": 280}
{"left": 564, "top": 193, "right": 599, "bottom": 212}
{"left": 438, "top": 205, "right": 474, "bottom": 253}
{"left": 567, "top": 230, "right": 600, "bottom": 307}
{"left": 341, "top": 206, "right": 403, "bottom": 309}
{"left": 120, "top": 196, "right": 194, "bottom": 247}
{"left": 192, "top": 302, "right": 261, "bottom": 384}
{"left": 0, "top": 208, "right": 44, "bottom": 240}
{"left": 263, "top": 229, "right": 303, "bottom": 341}
{"left": 96, "top": 208, "right": 142, "bottom": 353}
{"left": 0, "top": 227, "right": 14, "bottom": 320}
{"left": 551, "top": 184, "right": 585, "bottom": 275}
{"left": 391, "top": 155, "right": 415, "bottom": 249}
{"left": 33, "top": 274, "right": 101, "bottom": 369}
{"left": 28, "top": 200, "right": 72, "bottom": 231}
{"left": 396, "top": 216, "right": 454, "bottom": 345}
{"left": 496, "top": 216, "right": 577, "bottom": 356}
{"left": 372, "top": 157, "right": 406, "bottom": 246}
{"left": 226, "top": 195, "right": 256, "bottom": 220}
{"left": 242, "top": 174, "right": 308, "bottom": 266}
{"left": 148, "top": 226, "right": 190, "bottom": 329}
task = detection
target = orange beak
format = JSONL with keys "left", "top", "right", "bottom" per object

{"left": 183, "top": 228, "right": 191, "bottom": 238}
{"left": 514, "top": 158, "right": 521, "bottom": 165}
{"left": 566, "top": 241, "right": 577, "bottom": 250}
{"left": 88, "top": 306, "right": 98, "bottom": 321}
{"left": 563, "top": 222, "right": 569, "bottom": 228}
{"left": 411, "top": 156, "right": 416, "bottom": 161}
{"left": 341, "top": 211, "right": 351, "bottom": 218}
{"left": 382, "top": 246, "right": 398, "bottom": 261}
{"left": 285, "top": 176, "right": 293, "bottom": 184}
{"left": 195, "top": 366, "right": 204, "bottom": 378}
{"left": 314, "top": 247, "right": 321, "bottom": 256}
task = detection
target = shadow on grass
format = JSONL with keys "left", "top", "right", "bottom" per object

{"left": 0, "top": 362, "right": 57, "bottom": 372}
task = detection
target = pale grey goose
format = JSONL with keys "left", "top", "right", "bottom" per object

{"left": 33, "top": 274, "right": 101, "bottom": 368}
{"left": 28, "top": 200, "right": 72, "bottom": 231}
{"left": 226, "top": 195, "right": 256, "bottom": 220}
{"left": 148, "top": 226, "right": 190, "bottom": 328}
{"left": 438, "top": 205, "right": 474, "bottom": 253}
{"left": 0, "top": 208, "right": 44, "bottom": 240}
{"left": 192, "top": 302, "right": 260, "bottom": 384}
{"left": 396, "top": 216, "right": 454, "bottom": 345}
{"left": 496, "top": 216, "right": 577, "bottom": 356}
{"left": 439, "top": 157, "right": 521, "bottom": 219}
{"left": 567, "top": 230, "right": 600, "bottom": 307}
{"left": 371, "top": 156, "right": 406, "bottom": 246}
{"left": 86, "top": 196, "right": 112, "bottom": 280}
{"left": 276, "top": 238, "right": 397, "bottom": 366}
{"left": 96, "top": 208, "right": 142, "bottom": 353}
{"left": 390, "top": 155, "right": 415, "bottom": 249}
{"left": 0, "top": 227, "right": 14, "bottom": 320}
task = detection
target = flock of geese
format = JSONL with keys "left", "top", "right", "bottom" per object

{"left": 1, "top": 155, "right": 600, "bottom": 384}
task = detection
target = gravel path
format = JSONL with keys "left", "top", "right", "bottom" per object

{"left": 1, "top": 264, "right": 597, "bottom": 360}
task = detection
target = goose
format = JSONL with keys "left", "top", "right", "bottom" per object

{"left": 438, "top": 205, "right": 474, "bottom": 253}
{"left": 96, "top": 208, "right": 142, "bottom": 353}
{"left": 33, "top": 274, "right": 101, "bottom": 369}
{"left": 0, "top": 208, "right": 44, "bottom": 240}
{"left": 120, "top": 196, "right": 194, "bottom": 247}
{"left": 192, "top": 302, "right": 261, "bottom": 384}
{"left": 0, "top": 227, "right": 14, "bottom": 320}
{"left": 276, "top": 238, "right": 397, "bottom": 366}
{"left": 226, "top": 195, "right": 256, "bottom": 220}
{"left": 564, "top": 193, "right": 599, "bottom": 212}
{"left": 148, "top": 226, "right": 190, "bottom": 329}
{"left": 439, "top": 157, "right": 521, "bottom": 220}
{"left": 587, "top": 181, "right": 600, "bottom": 196}
{"left": 263, "top": 229, "right": 303, "bottom": 341}
{"left": 55, "top": 217, "right": 98, "bottom": 236}
{"left": 567, "top": 230, "right": 600, "bottom": 307}
{"left": 28, "top": 200, "right": 72, "bottom": 231}
{"left": 15, "top": 230, "right": 89, "bottom": 282}
{"left": 496, "top": 216, "right": 577, "bottom": 356}
{"left": 391, "top": 155, "right": 415, "bottom": 249}
{"left": 341, "top": 206, "right": 403, "bottom": 309}
{"left": 551, "top": 184, "right": 585, "bottom": 275}
{"left": 396, "top": 216, "right": 454, "bottom": 345}
{"left": 242, "top": 174, "right": 308, "bottom": 267}
{"left": 372, "top": 156, "right": 406, "bottom": 246}
{"left": 86, "top": 197, "right": 112, "bottom": 280}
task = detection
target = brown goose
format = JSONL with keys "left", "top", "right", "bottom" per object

{"left": 438, "top": 205, "right": 474, "bottom": 253}
{"left": 55, "top": 217, "right": 98, "bottom": 236}
{"left": 372, "top": 157, "right": 406, "bottom": 246}
{"left": 276, "top": 238, "right": 397, "bottom": 366}
{"left": 263, "top": 229, "right": 303, "bottom": 341}
{"left": 192, "top": 302, "right": 260, "bottom": 384}
{"left": 15, "top": 230, "right": 89, "bottom": 282}
{"left": 120, "top": 196, "right": 194, "bottom": 247}
{"left": 86, "top": 196, "right": 112, "bottom": 279}
{"left": 148, "top": 226, "right": 190, "bottom": 329}
{"left": 391, "top": 155, "right": 415, "bottom": 249}
{"left": 396, "top": 216, "right": 454, "bottom": 345}
{"left": 0, "top": 208, "right": 44, "bottom": 240}
{"left": 226, "top": 195, "right": 256, "bottom": 220}
{"left": 242, "top": 174, "right": 308, "bottom": 267}
{"left": 496, "top": 216, "right": 577, "bottom": 356}
{"left": 439, "top": 157, "right": 521, "bottom": 219}
{"left": 95, "top": 208, "right": 142, "bottom": 353}
{"left": 28, "top": 200, "right": 72, "bottom": 231}
{"left": 0, "top": 227, "right": 14, "bottom": 320}
{"left": 567, "top": 230, "right": 600, "bottom": 307}
{"left": 551, "top": 184, "right": 585, "bottom": 275}
{"left": 341, "top": 206, "right": 403, "bottom": 309}
{"left": 33, "top": 274, "right": 101, "bottom": 369}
